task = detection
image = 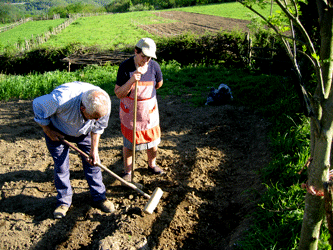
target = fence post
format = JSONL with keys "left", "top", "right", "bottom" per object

{"left": 245, "top": 32, "right": 252, "bottom": 67}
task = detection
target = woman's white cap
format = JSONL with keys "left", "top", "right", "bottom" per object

{"left": 136, "top": 38, "right": 157, "bottom": 59}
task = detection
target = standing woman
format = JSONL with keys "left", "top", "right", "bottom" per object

{"left": 114, "top": 38, "right": 164, "bottom": 182}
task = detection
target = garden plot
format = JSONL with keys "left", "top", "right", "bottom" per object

{"left": 0, "top": 94, "right": 269, "bottom": 249}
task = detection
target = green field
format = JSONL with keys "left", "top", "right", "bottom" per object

{"left": 173, "top": 2, "right": 279, "bottom": 19}
{"left": 41, "top": 12, "right": 173, "bottom": 50}
{"left": 0, "top": 18, "right": 66, "bottom": 51}
{"left": 0, "top": 2, "right": 278, "bottom": 52}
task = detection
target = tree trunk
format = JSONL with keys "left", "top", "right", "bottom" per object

{"left": 299, "top": 135, "right": 330, "bottom": 249}
{"left": 299, "top": 4, "right": 333, "bottom": 250}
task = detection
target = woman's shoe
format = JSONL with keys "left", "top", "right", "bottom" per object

{"left": 148, "top": 166, "right": 164, "bottom": 175}
{"left": 121, "top": 172, "right": 132, "bottom": 182}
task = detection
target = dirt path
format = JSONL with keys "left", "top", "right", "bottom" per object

{"left": 0, "top": 94, "right": 270, "bottom": 250}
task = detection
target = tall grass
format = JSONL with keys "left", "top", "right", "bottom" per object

{"left": 0, "top": 64, "right": 117, "bottom": 100}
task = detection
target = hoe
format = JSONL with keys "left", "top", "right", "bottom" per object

{"left": 61, "top": 138, "right": 163, "bottom": 214}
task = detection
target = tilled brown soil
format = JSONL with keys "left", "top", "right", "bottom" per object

{"left": 140, "top": 11, "right": 250, "bottom": 36}
{"left": 0, "top": 11, "right": 269, "bottom": 250}
{"left": 0, "top": 94, "right": 270, "bottom": 250}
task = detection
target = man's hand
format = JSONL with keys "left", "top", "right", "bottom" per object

{"left": 41, "top": 125, "right": 64, "bottom": 141}
{"left": 89, "top": 132, "right": 101, "bottom": 166}
{"left": 87, "top": 150, "right": 100, "bottom": 166}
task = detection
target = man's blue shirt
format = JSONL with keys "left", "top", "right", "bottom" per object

{"left": 33, "top": 81, "right": 110, "bottom": 137}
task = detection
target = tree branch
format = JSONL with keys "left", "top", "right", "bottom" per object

{"left": 275, "top": 0, "right": 325, "bottom": 95}
{"left": 238, "top": 0, "right": 323, "bottom": 129}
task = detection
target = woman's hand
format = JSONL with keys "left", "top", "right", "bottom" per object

{"left": 132, "top": 65, "right": 147, "bottom": 82}
{"left": 137, "top": 65, "right": 148, "bottom": 75}
{"left": 114, "top": 61, "right": 149, "bottom": 99}
{"left": 132, "top": 71, "right": 142, "bottom": 82}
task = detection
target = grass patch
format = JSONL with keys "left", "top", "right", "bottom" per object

{"left": 0, "top": 18, "right": 66, "bottom": 52}
{"left": 40, "top": 12, "right": 174, "bottom": 50}
{"left": 0, "top": 64, "right": 117, "bottom": 101}
{"left": 172, "top": 2, "right": 280, "bottom": 20}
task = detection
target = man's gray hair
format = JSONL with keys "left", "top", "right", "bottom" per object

{"left": 81, "top": 89, "right": 111, "bottom": 116}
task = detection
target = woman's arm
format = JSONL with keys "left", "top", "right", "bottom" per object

{"left": 114, "top": 70, "right": 143, "bottom": 99}
{"left": 156, "top": 80, "right": 163, "bottom": 90}
{"left": 114, "top": 80, "right": 135, "bottom": 99}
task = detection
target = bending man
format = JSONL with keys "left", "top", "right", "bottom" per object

{"left": 33, "top": 81, "right": 114, "bottom": 219}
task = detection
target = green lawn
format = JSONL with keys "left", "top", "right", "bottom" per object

{"left": 0, "top": 18, "right": 66, "bottom": 51}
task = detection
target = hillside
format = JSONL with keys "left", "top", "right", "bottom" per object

{"left": 6, "top": 0, "right": 113, "bottom": 6}
{"left": 3, "top": 0, "right": 113, "bottom": 16}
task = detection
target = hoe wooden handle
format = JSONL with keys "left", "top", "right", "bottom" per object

{"left": 60, "top": 138, "right": 150, "bottom": 199}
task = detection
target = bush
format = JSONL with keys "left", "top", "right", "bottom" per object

{"left": 0, "top": 31, "right": 293, "bottom": 76}
{"left": 157, "top": 31, "right": 248, "bottom": 67}
{"left": 105, "top": 0, "right": 133, "bottom": 13}
{"left": 129, "top": 3, "right": 155, "bottom": 11}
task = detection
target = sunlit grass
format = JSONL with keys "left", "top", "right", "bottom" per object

{"left": 0, "top": 18, "right": 66, "bottom": 51}
{"left": 171, "top": 2, "right": 280, "bottom": 20}
{"left": 0, "top": 2, "right": 281, "bottom": 52}
{"left": 41, "top": 12, "right": 174, "bottom": 50}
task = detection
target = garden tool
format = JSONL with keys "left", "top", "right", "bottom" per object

{"left": 60, "top": 138, "right": 163, "bottom": 214}
{"left": 131, "top": 80, "right": 139, "bottom": 183}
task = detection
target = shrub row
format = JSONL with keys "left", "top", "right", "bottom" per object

{"left": 0, "top": 31, "right": 292, "bottom": 75}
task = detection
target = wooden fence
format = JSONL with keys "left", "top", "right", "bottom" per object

{"left": 33, "top": 14, "right": 61, "bottom": 21}
{"left": 61, "top": 51, "right": 133, "bottom": 72}
{"left": 245, "top": 33, "right": 277, "bottom": 64}
{"left": 243, "top": 32, "right": 288, "bottom": 73}
{"left": 0, "top": 18, "right": 33, "bottom": 33}
{"left": 67, "top": 12, "right": 112, "bottom": 19}
{"left": 13, "top": 17, "right": 79, "bottom": 52}
{"left": 4, "top": 12, "right": 114, "bottom": 54}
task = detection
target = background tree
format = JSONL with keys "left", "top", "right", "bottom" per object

{"left": 105, "top": 0, "right": 133, "bottom": 12}
{"left": 238, "top": 0, "right": 333, "bottom": 249}
{"left": 0, "top": 3, "right": 25, "bottom": 23}
{"left": 48, "top": 2, "right": 105, "bottom": 17}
